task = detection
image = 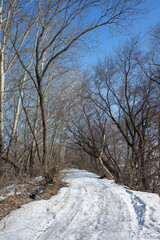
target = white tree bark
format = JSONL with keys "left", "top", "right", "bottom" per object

{"left": 0, "top": 0, "right": 5, "bottom": 155}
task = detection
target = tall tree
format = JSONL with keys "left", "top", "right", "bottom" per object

{"left": 13, "top": 0, "right": 144, "bottom": 177}
{"left": 0, "top": 0, "right": 36, "bottom": 157}
{"left": 90, "top": 39, "right": 159, "bottom": 189}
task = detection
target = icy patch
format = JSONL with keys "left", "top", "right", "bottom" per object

{"left": 0, "top": 184, "right": 28, "bottom": 200}
{"left": 0, "top": 176, "right": 43, "bottom": 200}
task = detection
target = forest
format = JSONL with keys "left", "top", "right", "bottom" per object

{"left": 0, "top": 0, "right": 159, "bottom": 194}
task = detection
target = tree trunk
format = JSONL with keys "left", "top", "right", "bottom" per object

{"left": 29, "top": 97, "right": 40, "bottom": 176}
{"left": 0, "top": 1, "right": 4, "bottom": 156}
{"left": 38, "top": 82, "right": 48, "bottom": 173}
{"left": 158, "top": 114, "right": 160, "bottom": 186}
{"left": 0, "top": 48, "right": 4, "bottom": 156}
{"left": 59, "top": 120, "right": 67, "bottom": 165}
{"left": 99, "top": 120, "right": 115, "bottom": 180}
{"left": 7, "top": 76, "right": 25, "bottom": 158}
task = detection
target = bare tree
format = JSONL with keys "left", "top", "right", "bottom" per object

{"left": 0, "top": 0, "right": 146, "bottom": 184}
{"left": 68, "top": 91, "right": 121, "bottom": 181}
{"left": 90, "top": 39, "right": 160, "bottom": 190}
{"left": 148, "top": 23, "right": 160, "bottom": 85}
{"left": 69, "top": 38, "right": 159, "bottom": 191}
{"left": 138, "top": 23, "right": 160, "bottom": 86}
{"left": 11, "top": 0, "right": 144, "bottom": 179}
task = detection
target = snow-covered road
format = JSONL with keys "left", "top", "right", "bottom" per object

{"left": 0, "top": 169, "right": 160, "bottom": 240}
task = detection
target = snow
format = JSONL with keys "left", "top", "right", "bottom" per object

{"left": 0, "top": 184, "right": 28, "bottom": 200}
{"left": 0, "top": 176, "right": 43, "bottom": 200}
{"left": 0, "top": 169, "right": 160, "bottom": 240}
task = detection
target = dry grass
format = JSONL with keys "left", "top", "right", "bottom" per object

{"left": 0, "top": 193, "right": 32, "bottom": 221}
{"left": 0, "top": 176, "right": 67, "bottom": 221}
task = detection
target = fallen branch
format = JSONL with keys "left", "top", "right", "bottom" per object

{"left": 98, "top": 119, "right": 115, "bottom": 180}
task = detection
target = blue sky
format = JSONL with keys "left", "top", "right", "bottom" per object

{"left": 81, "top": 0, "right": 160, "bottom": 67}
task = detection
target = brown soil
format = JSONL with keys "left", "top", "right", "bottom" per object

{"left": 0, "top": 177, "right": 67, "bottom": 221}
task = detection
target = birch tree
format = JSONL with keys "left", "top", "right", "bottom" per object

{"left": 0, "top": 0, "right": 34, "bottom": 158}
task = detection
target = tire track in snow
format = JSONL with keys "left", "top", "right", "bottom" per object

{"left": 125, "top": 190, "right": 146, "bottom": 227}
{"left": 0, "top": 169, "right": 160, "bottom": 240}
{"left": 38, "top": 170, "right": 138, "bottom": 240}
